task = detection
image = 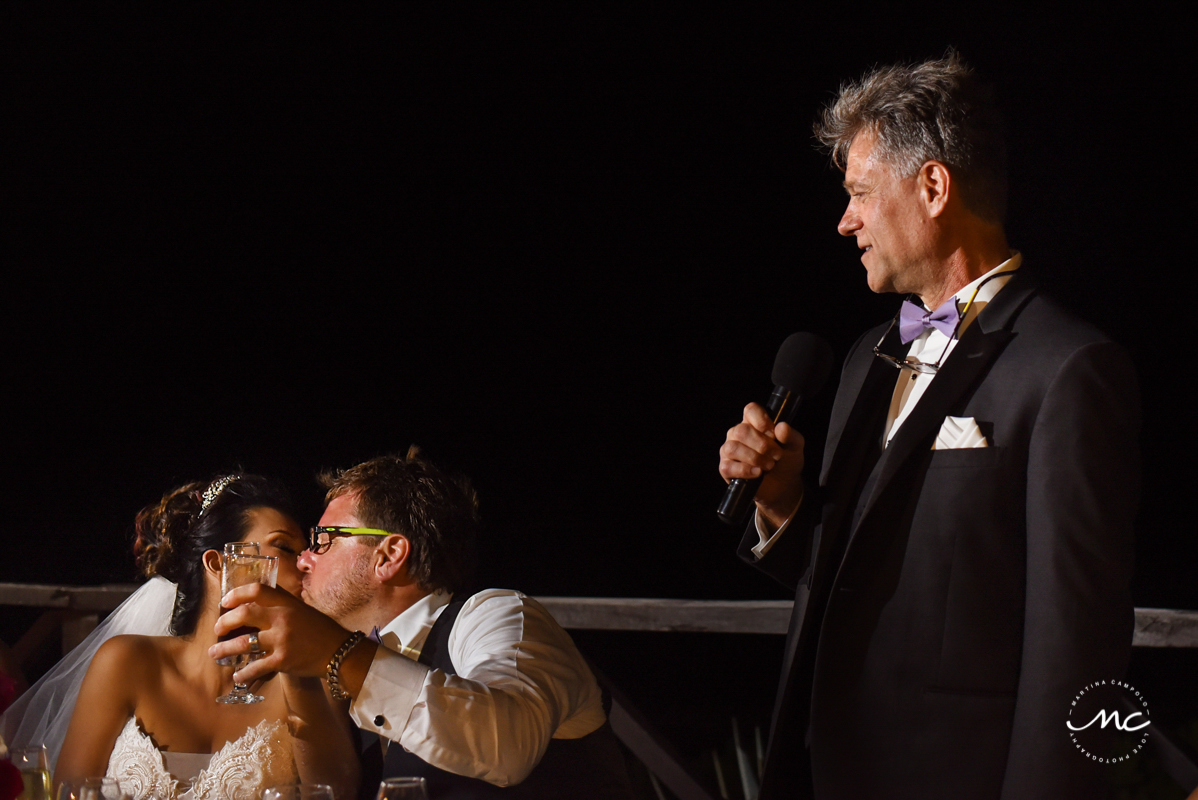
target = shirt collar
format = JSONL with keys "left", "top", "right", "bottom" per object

{"left": 955, "top": 251, "right": 1021, "bottom": 306}
{"left": 904, "top": 252, "right": 1021, "bottom": 362}
{"left": 375, "top": 590, "right": 453, "bottom": 660}
{"left": 952, "top": 251, "right": 1021, "bottom": 335}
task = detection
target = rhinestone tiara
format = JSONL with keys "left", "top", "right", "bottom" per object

{"left": 199, "top": 474, "right": 241, "bottom": 516}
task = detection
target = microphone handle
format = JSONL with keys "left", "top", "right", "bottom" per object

{"left": 717, "top": 384, "right": 800, "bottom": 525}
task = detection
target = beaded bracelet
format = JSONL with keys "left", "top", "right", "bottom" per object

{"left": 326, "top": 630, "right": 366, "bottom": 701}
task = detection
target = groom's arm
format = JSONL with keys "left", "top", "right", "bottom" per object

{"left": 350, "top": 591, "right": 605, "bottom": 786}
{"left": 212, "top": 586, "right": 605, "bottom": 787}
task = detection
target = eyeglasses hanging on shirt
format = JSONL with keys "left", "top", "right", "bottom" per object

{"left": 872, "top": 269, "right": 1019, "bottom": 375}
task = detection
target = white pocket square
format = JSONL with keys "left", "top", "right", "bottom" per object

{"left": 933, "top": 416, "right": 989, "bottom": 450}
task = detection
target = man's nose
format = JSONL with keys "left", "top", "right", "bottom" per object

{"left": 837, "top": 204, "right": 860, "bottom": 237}
{"left": 296, "top": 549, "right": 315, "bottom": 573}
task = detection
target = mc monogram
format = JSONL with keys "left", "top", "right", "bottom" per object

{"left": 1066, "top": 708, "right": 1151, "bottom": 733}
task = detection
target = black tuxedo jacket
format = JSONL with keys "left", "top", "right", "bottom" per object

{"left": 741, "top": 271, "right": 1140, "bottom": 800}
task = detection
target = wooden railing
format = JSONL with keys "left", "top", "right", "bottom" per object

{"left": 4, "top": 584, "right": 1195, "bottom": 649}
{"left": 535, "top": 597, "right": 1198, "bottom": 646}
{"left": 4, "top": 583, "right": 1197, "bottom": 800}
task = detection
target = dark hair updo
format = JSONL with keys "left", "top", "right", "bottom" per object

{"left": 133, "top": 474, "right": 297, "bottom": 636}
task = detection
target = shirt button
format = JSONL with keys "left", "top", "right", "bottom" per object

{"left": 374, "top": 715, "right": 386, "bottom": 727}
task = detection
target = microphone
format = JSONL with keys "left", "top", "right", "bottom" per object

{"left": 717, "top": 332, "right": 834, "bottom": 525}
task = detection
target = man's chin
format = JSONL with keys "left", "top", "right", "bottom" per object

{"left": 865, "top": 271, "right": 899, "bottom": 296}
{"left": 863, "top": 266, "right": 886, "bottom": 294}
{"left": 300, "top": 590, "right": 335, "bottom": 619}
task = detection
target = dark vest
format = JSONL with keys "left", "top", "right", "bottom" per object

{"left": 358, "top": 598, "right": 634, "bottom": 800}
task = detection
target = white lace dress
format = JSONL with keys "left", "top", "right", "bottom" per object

{"left": 106, "top": 717, "right": 297, "bottom": 800}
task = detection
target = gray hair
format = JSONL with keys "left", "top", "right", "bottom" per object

{"left": 814, "top": 50, "right": 1008, "bottom": 223}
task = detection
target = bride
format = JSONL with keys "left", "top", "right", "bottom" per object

{"left": 5, "top": 474, "right": 358, "bottom": 799}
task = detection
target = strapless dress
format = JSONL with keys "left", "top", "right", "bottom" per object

{"left": 106, "top": 716, "right": 296, "bottom": 800}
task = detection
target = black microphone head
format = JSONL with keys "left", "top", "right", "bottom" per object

{"left": 772, "top": 332, "right": 835, "bottom": 395}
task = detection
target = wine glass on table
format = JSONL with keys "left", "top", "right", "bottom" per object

{"left": 375, "top": 777, "right": 429, "bottom": 800}
{"left": 11, "top": 745, "right": 49, "bottom": 800}
{"left": 215, "top": 552, "right": 278, "bottom": 704}
{"left": 215, "top": 542, "right": 259, "bottom": 665}
{"left": 261, "top": 784, "right": 335, "bottom": 800}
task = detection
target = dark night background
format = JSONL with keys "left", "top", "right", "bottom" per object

{"left": 3, "top": 4, "right": 1192, "bottom": 794}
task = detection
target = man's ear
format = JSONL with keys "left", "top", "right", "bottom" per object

{"left": 918, "top": 160, "right": 951, "bottom": 218}
{"left": 374, "top": 535, "right": 411, "bottom": 583}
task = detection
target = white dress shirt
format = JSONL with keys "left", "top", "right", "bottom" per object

{"left": 351, "top": 588, "right": 608, "bottom": 787}
{"left": 750, "top": 254, "right": 1021, "bottom": 558}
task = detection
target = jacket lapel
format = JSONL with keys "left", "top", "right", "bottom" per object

{"left": 806, "top": 322, "right": 903, "bottom": 591}
{"left": 820, "top": 322, "right": 900, "bottom": 486}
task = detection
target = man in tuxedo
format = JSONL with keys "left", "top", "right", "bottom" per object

{"left": 719, "top": 53, "right": 1139, "bottom": 799}
{"left": 213, "top": 449, "right": 633, "bottom": 800}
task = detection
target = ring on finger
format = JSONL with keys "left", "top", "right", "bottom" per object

{"left": 247, "top": 632, "right": 263, "bottom": 654}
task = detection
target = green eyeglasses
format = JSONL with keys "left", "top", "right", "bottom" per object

{"left": 308, "top": 525, "right": 394, "bottom": 554}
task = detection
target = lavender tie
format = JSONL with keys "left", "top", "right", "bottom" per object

{"left": 898, "top": 297, "right": 960, "bottom": 344}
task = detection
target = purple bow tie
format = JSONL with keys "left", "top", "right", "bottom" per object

{"left": 898, "top": 297, "right": 960, "bottom": 344}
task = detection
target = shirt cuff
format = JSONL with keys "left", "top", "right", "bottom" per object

{"left": 750, "top": 496, "right": 802, "bottom": 559}
{"left": 350, "top": 644, "right": 430, "bottom": 740}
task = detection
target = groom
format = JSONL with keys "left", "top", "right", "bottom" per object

{"left": 213, "top": 449, "right": 633, "bottom": 800}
